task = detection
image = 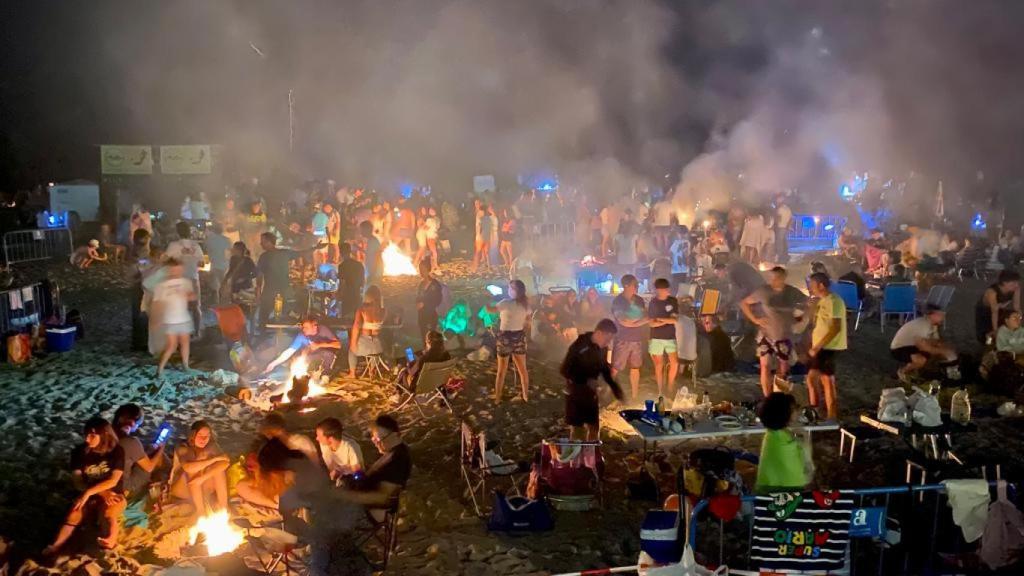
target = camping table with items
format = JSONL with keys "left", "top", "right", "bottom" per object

{"left": 619, "top": 409, "right": 839, "bottom": 460}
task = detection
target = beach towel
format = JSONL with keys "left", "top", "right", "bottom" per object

{"left": 943, "top": 479, "right": 991, "bottom": 543}
{"left": 750, "top": 490, "right": 854, "bottom": 572}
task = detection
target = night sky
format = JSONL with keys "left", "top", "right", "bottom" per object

{"left": 3, "top": 0, "right": 1024, "bottom": 197}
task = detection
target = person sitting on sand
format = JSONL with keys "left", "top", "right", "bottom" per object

{"left": 44, "top": 417, "right": 126, "bottom": 555}
{"left": 338, "top": 414, "right": 411, "bottom": 520}
{"left": 997, "top": 310, "right": 1024, "bottom": 358}
{"left": 113, "top": 403, "right": 165, "bottom": 499}
{"left": 755, "top": 393, "right": 812, "bottom": 494}
{"left": 891, "top": 305, "right": 960, "bottom": 383}
{"left": 98, "top": 223, "right": 126, "bottom": 263}
{"left": 264, "top": 316, "right": 342, "bottom": 376}
{"left": 70, "top": 239, "right": 108, "bottom": 269}
{"left": 314, "top": 417, "right": 364, "bottom": 484}
{"left": 168, "top": 420, "right": 229, "bottom": 518}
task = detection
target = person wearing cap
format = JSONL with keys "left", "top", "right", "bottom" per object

{"left": 70, "top": 239, "right": 108, "bottom": 269}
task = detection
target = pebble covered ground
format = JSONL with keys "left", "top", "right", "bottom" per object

{"left": 2, "top": 257, "right": 1023, "bottom": 575}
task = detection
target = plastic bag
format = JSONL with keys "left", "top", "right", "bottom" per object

{"left": 673, "top": 386, "right": 698, "bottom": 412}
{"left": 6, "top": 333, "right": 30, "bottom": 365}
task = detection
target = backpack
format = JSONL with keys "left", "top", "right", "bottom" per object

{"left": 980, "top": 480, "right": 1024, "bottom": 570}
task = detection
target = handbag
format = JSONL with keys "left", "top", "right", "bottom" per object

{"left": 487, "top": 490, "right": 553, "bottom": 532}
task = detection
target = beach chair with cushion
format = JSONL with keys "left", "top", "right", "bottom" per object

{"left": 833, "top": 280, "right": 864, "bottom": 331}
{"left": 538, "top": 439, "right": 604, "bottom": 511}
{"left": 880, "top": 282, "right": 917, "bottom": 332}
{"left": 460, "top": 421, "right": 526, "bottom": 516}
{"left": 394, "top": 357, "right": 458, "bottom": 417}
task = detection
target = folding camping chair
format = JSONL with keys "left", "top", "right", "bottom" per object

{"left": 696, "top": 288, "right": 722, "bottom": 317}
{"left": 460, "top": 421, "right": 525, "bottom": 516}
{"left": 359, "top": 353, "right": 390, "bottom": 381}
{"left": 538, "top": 439, "right": 604, "bottom": 511}
{"left": 394, "top": 357, "right": 458, "bottom": 417}
{"left": 833, "top": 280, "right": 863, "bottom": 331}
{"left": 880, "top": 282, "right": 917, "bottom": 332}
{"left": 918, "top": 284, "right": 955, "bottom": 312}
{"left": 356, "top": 495, "right": 401, "bottom": 570}
{"left": 234, "top": 518, "right": 308, "bottom": 576}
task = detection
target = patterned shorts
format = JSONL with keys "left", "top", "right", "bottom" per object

{"left": 497, "top": 330, "right": 527, "bottom": 357}
{"left": 757, "top": 336, "right": 793, "bottom": 362}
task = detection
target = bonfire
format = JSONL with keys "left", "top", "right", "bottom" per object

{"left": 382, "top": 244, "right": 418, "bottom": 276}
{"left": 188, "top": 510, "right": 244, "bottom": 556}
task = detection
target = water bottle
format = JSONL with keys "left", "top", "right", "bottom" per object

{"left": 701, "top": 390, "right": 711, "bottom": 406}
{"left": 274, "top": 294, "right": 284, "bottom": 318}
{"left": 950, "top": 385, "right": 971, "bottom": 425}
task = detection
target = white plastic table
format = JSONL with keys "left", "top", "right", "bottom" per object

{"left": 619, "top": 410, "right": 839, "bottom": 459}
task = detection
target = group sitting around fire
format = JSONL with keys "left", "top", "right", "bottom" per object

{"left": 44, "top": 405, "right": 408, "bottom": 564}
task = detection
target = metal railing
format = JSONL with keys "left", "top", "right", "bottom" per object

{"left": 788, "top": 214, "right": 846, "bottom": 254}
{"left": 687, "top": 481, "right": 1015, "bottom": 576}
{"left": 0, "top": 282, "right": 59, "bottom": 335}
{"left": 2, "top": 227, "right": 74, "bottom": 266}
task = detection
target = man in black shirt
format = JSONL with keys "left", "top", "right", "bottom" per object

{"left": 561, "top": 319, "right": 624, "bottom": 441}
{"left": 648, "top": 278, "right": 680, "bottom": 397}
{"left": 416, "top": 260, "right": 443, "bottom": 339}
{"left": 339, "top": 414, "right": 410, "bottom": 521}
{"left": 337, "top": 242, "right": 365, "bottom": 320}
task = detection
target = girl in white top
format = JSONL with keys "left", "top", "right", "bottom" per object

{"left": 154, "top": 259, "right": 196, "bottom": 376}
{"left": 414, "top": 207, "right": 441, "bottom": 270}
{"left": 485, "top": 280, "right": 531, "bottom": 404}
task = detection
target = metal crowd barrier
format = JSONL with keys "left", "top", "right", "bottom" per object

{"left": 2, "top": 227, "right": 74, "bottom": 266}
{"left": 0, "top": 282, "right": 57, "bottom": 335}
{"left": 787, "top": 214, "right": 846, "bottom": 254}
{"left": 687, "top": 481, "right": 1015, "bottom": 576}
{"left": 538, "top": 221, "right": 576, "bottom": 239}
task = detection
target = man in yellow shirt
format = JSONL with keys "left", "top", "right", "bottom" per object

{"left": 807, "top": 273, "right": 847, "bottom": 420}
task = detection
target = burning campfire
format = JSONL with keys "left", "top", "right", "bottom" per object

{"left": 282, "top": 356, "right": 327, "bottom": 404}
{"left": 188, "top": 510, "right": 244, "bottom": 556}
{"left": 382, "top": 244, "right": 418, "bottom": 276}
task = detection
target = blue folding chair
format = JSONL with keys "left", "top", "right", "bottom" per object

{"left": 880, "top": 282, "right": 917, "bottom": 332}
{"left": 833, "top": 280, "right": 863, "bottom": 331}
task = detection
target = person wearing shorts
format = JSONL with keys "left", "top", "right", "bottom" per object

{"left": 612, "top": 274, "right": 649, "bottom": 401}
{"left": 486, "top": 280, "right": 531, "bottom": 404}
{"left": 741, "top": 266, "right": 807, "bottom": 397}
{"left": 807, "top": 273, "right": 847, "bottom": 420}
{"left": 648, "top": 278, "right": 680, "bottom": 397}
{"left": 890, "top": 306, "right": 958, "bottom": 382}
{"left": 561, "top": 319, "right": 624, "bottom": 441}
{"left": 154, "top": 258, "right": 196, "bottom": 377}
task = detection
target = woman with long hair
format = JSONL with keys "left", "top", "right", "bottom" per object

{"left": 45, "top": 417, "right": 126, "bottom": 555}
{"left": 112, "top": 403, "right": 165, "bottom": 498}
{"left": 221, "top": 241, "right": 257, "bottom": 310}
{"left": 348, "top": 285, "right": 386, "bottom": 377}
{"left": 169, "top": 420, "right": 229, "bottom": 518}
{"left": 498, "top": 206, "right": 518, "bottom": 272}
{"left": 486, "top": 279, "right": 531, "bottom": 403}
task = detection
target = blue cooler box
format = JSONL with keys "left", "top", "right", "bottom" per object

{"left": 640, "top": 509, "right": 681, "bottom": 564}
{"left": 46, "top": 326, "right": 77, "bottom": 352}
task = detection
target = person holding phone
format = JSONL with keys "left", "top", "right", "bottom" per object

{"left": 485, "top": 279, "right": 531, "bottom": 404}
{"left": 112, "top": 404, "right": 166, "bottom": 499}
{"left": 392, "top": 331, "right": 451, "bottom": 402}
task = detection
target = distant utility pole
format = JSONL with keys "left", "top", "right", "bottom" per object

{"left": 288, "top": 89, "right": 295, "bottom": 153}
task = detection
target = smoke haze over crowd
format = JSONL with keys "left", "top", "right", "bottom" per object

{"left": 4, "top": 0, "right": 1024, "bottom": 210}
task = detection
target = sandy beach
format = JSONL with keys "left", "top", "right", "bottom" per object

{"left": 1, "top": 257, "right": 1021, "bottom": 575}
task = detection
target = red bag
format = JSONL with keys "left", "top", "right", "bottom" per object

{"left": 6, "top": 333, "right": 31, "bottom": 365}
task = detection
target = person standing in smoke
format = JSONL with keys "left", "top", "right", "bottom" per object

{"left": 775, "top": 195, "right": 792, "bottom": 265}
{"left": 561, "top": 319, "right": 624, "bottom": 441}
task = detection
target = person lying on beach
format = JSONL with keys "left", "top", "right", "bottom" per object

{"left": 168, "top": 421, "right": 229, "bottom": 519}
{"left": 44, "top": 417, "right": 125, "bottom": 555}
{"left": 70, "top": 240, "right": 108, "bottom": 269}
